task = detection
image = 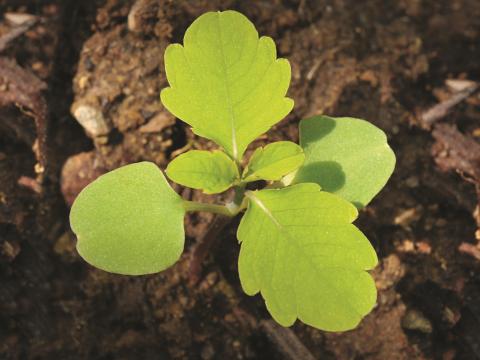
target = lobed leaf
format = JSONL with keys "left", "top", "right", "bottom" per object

{"left": 293, "top": 115, "right": 396, "bottom": 208}
{"left": 243, "top": 141, "right": 304, "bottom": 182}
{"left": 166, "top": 150, "right": 239, "bottom": 194}
{"left": 70, "top": 162, "right": 185, "bottom": 275}
{"left": 160, "top": 10, "right": 293, "bottom": 160}
{"left": 237, "top": 183, "right": 378, "bottom": 331}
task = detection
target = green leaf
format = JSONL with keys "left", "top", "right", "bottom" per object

{"left": 243, "top": 141, "right": 304, "bottom": 182}
{"left": 237, "top": 183, "right": 377, "bottom": 331}
{"left": 166, "top": 150, "right": 239, "bottom": 194}
{"left": 160, "top": 10, "right": 293, "bottom": 160}
{"left": 70, "top": 162, "right": 185, "bottom": 275}
{"left": 293, "top": 115, "right": 396, "bottom": 208}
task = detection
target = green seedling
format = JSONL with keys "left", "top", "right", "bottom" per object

{"left": 70, "top": 10, "right": 395, "bottom": 332}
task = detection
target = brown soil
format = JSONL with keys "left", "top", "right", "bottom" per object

{"left": 1, "top": 0, "right": 480, "bottom": 359}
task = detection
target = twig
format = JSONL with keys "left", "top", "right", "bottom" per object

{"left": 306, "top": 58, "right": 323, "bottom": 81}
{"left": 420, "top": 81, "right": 480, "bottom": 253}
{"left": 419, "top": 81, "right": 479, "bottom": 129}
{"left": 260, "top": 320, "right": 317, "bottom": 360}
{"left": 431, "top": 123, "right": 480, "bottom": 181}
{"left": 459, "top": 242, "right": 480, "bottom": 261}
{"left": 18, "top": 176, "right": 42, "bottom": 194}
{"left": 0, "top": 13, "right": 38, "bottom": 52}
{"left": 0, "top": 57, "right": 48, "bottom": 184}
{"left": 189, "top": 214, "right": 233, "bottom": 285}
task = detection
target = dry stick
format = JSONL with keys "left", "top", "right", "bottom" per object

{"left": 0, "top": 14, "right": 38, "bottom": 52}
{"left": 459, "top": 242, "right": 480, "bottom": 261}
{"left": 188, "top": 185, "right": 246, "bottom": 284}
{"left": 419, "top": 80, "right": 480, "bottom": 194}
{"left": 432, "top": 123, "right": 480, "bottom": 181}
{"left": 260, "top": 320, "right": 317, "bottom": 360}
{"left": 18, "top": 175, "right": 42, "bottom": 194}
{"left": 419, "top": 81, "right": 479, "bottom": 129}
{"left": 419, "top": 80, "right": 480, "bottom": 261}
{"left": 188, "top": 214, "right": 233, "bottom": 285}
{"left": 0, "top": 58, "right": 48, "bottom": 184}
{"left": 431, "top": 123, "right": 480, "bottom": 260}
{"left": 0, "top": 13, "right": 47, "bottom": 180}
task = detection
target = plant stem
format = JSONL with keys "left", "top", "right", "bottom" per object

{"left": 233, "top": 183, "right": 246, "bottom": 206}
{"left": 183, "top": 200, "right": 236, "bottom": 217}
{"left": 185, "top": 176, "right": 248, "bottom": 283}
{"left": 189, "top": 214, "right": 232, "bottom": 285}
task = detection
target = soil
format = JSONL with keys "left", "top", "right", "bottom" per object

{"left": 1, "top": 0, "right": 480, "bottom": 359}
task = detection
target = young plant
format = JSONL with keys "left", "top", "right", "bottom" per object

{"left": 70, "top": 10, "right": 395, "bottom": 332}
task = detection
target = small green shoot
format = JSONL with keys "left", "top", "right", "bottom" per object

{"left": 70, "top": 10, "right": 396, "bottom": 332}
{"left": 242, "top": 141, "right": 304, "bottom": 182}
{"left": 166, "top": 150, "right": 239, "bottom": 194}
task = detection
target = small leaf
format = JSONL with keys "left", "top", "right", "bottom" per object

{"left": 160, "top": 10, "right": 293, "bottom": 160}
{"left": 70, "top": 162, "right": 185, "bottom": 275}
{"left": 166, "top": 150, "right": 239, "bottom": 194}
{"left": 243, "top": 141, "right": 304, "bottom": 182}
{"left": 293, "top": 115, "right": 396, "bottom": 208}
{"left": 237, "top": 183, "right": 377, "bottom": 331}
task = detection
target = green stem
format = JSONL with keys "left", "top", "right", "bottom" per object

{"left": 183, "top": 200, "right": 236, "bottom": 217}
{"left": 233, "top": 183, "right": 246, "bottom": 206}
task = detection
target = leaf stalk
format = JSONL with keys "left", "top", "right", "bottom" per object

{"left": 183, "top": 200, "right": 237, "bottom": 217}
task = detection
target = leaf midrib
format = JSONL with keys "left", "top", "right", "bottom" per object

{"left": 246, "top": 153, "right": 303, "bottom": 180}
{"left": 216, "top": 14, "right": 238, "bottom": 160}
{"left": 245, "top": 191, "right": 364, "bottom": 319}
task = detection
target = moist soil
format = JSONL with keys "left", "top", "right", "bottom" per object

{"left": 1, "top": 1, "right": 480, "bottom": 359}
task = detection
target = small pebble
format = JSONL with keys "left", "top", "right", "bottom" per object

{"left": 201, "top": 343, "right": 215, "bottom": 360}
{"left": 402, "top": 309, "right": 432, "bottom": 333}
{"left": 405, "top": 176, "right": 419, "bottom": 188}
{"left": 72, "top": 103, "right": 111, "bottom": 136}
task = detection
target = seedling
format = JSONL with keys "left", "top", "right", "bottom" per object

{"left": 70, "top": 10, "right": 395, "bottom": 332}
